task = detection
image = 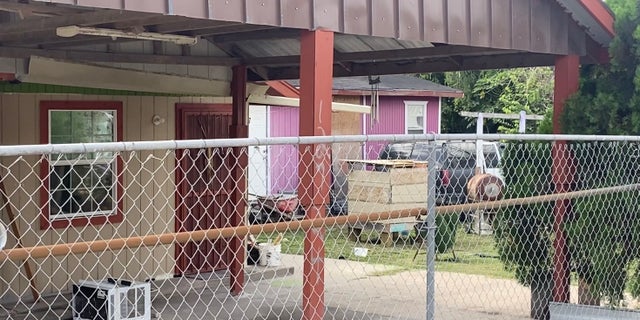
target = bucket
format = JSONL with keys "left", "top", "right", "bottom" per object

{"left": 258, "top": 243, "right": 282, "bottom": 267}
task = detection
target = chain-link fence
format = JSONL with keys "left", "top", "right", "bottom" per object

{"left": 1, "top": 134, "right": 640, "bottom": 320}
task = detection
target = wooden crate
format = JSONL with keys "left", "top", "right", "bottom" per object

{"left": 344, "top": 160, "right": 428, "bottom": 246}
{"left": 346, "top": 160, "right": 427, "bottom": 207}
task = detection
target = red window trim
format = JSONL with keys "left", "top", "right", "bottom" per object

{"left": 39, "top": 101, "right": 124, "bottom": 230}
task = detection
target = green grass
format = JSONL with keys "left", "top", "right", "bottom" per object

{"left": 256, "top": 224, "right": 515, "bottom": 280}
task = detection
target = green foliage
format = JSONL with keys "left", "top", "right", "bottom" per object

{"left": 560, "top": 0, "right": 640, "bottom": 304}
{"left": 420, "top": 68, "right": 553, "bottom": 133}
{"left": 566, "top": 142, "right": 640, "bottom": 304}
{"left": 494, "top": 142, "right": 554, "bottom": 286}
{"left": 562, "top": 0, "right": 640, "bottom": 135}
{"left": 415, "top": 213, "right": 459, "bottom": 254}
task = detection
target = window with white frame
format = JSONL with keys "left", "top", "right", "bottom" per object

{"left": 405, "top": 101, "right": 427, "bottom": 134}
{"left": 42, "top": 102, "right": 122, "bottom": 225}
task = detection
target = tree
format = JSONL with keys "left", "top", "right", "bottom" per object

{"left": 420, "top": 68, "right": 554, "bottom": 133}
{"left": 494, "top": 142, "right": 554, "bottom": 319}
{"left": 559, "top": 0, "right": 640, "bottom": 305}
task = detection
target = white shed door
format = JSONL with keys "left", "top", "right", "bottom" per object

{"left": 248, "top": 105, "right": 269, "bottom": 197}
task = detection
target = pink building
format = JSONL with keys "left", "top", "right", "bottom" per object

{"left": 250, "top": 75, "right": 463, "bottom": 195}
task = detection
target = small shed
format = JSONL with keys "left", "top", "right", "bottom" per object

{"left": 249, "top": 75, "right": 462, "bottom": 196}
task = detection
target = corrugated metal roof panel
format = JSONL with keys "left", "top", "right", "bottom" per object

{"left": 30, "top": 0, "right": 613, "bottom": 51}
{"left": 357, "top": 36, "right": 408, "bottom": 51}
{"left": 335, "top": 35, "right": 373, "bottom": 53}
{"left": 235, "top": 38, "right": 300, "bottom": 58}
{"left": 397, "top": 40, "right": 434, "bottom": 49}
{"left": 555, "top": 0, "right": 614, "bottom": 47}
{"left": 335, "top": 35, "right": 432, "bottom": 53}
{"left": 288, "top": 75, "right": 462, "bottom": 95}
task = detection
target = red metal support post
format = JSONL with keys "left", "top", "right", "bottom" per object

{"left": 552, "top": 55, "right": 579, "bottom": 303}
{"left": 298, "top": 29, "right": 334, "bottom": 320}
{"left": 229, "top": 65, "right": 248, "bottom": 295}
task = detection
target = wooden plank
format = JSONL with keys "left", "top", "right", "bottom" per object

{"left": 511, "top": 0, "right": 531, "bottom": 50}
{"left": 152, "top": 96, "right": 174, "bottom": 276}
{"left": 344, "top": 159, "right": 427, "bottom": 167}
{"left": 348, "top": 170, "right": 390, "bottom": 185}
{"left": 491, "top": 0, "right": 512, "bottom": 49}
{"left": 246, "top": 0, "right": 280, "bottom": 25}
{"left": 343, "top": 0, "right": 370, "bottom": 36}
{"left": 280, "top": 0, "right": 312, "bottom": 29}
{"left": 530, "top": 0, "right": 551, "bottom": 53}
{"left": 388, "top": 168, "right": 427, "bottom": 185}
{"left": 568, "top": 20, "right": 586, "bottom": 56}
{"left": 549, "top": 3, "right": 569, "bottom": 55}
{"left": 391, "top": 184, "right": 428, "bottom": 203}
{"left": 348, "top": 201, "right": 424, "bottom": 214}
{"left": 447, "top": 0, "right": 470, "bottom": 45}
{"left": 123, "top": 96, "right": 142, "bottom": 280}
{"left": 350, "top": 216, "right": 417, "bottom": 246}
{"left": 348, "top": 167, "right": 427, "bottom": 184}
{"left": 347, "top": 184, "right": 391, "bottom": 203}
{"left": 470, "top": 0, "right": 492, "bottom": 47}
{"left": 164, "top": 97, "right": 178, "bottom": 282}
{"left": 424, "top": 0, "right": 448, "bottom": 43}
{"left": 32, "top": 94, "right": 63, "bottom": 296}
{"left": 16, "top": 94, "right": 41, "bottom": 295}
{"left": 399, "top": 0, "right": 422, "bottom": 40}
{"left": 314, "top": 0, "right": 342, "bottom": 32}
{"left": 139, "top": 96, "right": 156, "bottom": 280}
{"left": 371, "top": 0, "right": 397, "bottom": 38}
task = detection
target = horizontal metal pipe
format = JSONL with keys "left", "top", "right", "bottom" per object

{"left": 1, "top": 133, "right": 640, "bottom": 156}
{"left": 0, "top": 208, "right": 425, "bottom": 262}
{"left": 436, "top": 183, "right": 640, "bottom": 214}
{"left": 1, "top": 183, "right": 637, "bottom": 262}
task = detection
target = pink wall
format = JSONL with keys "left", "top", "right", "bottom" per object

{"left": 269, "top": 106, "right": 299, "bottom": 194}
{"left": 268, "top": 96, "right": 440, "bottom": 193}
{"left": 363, "top": 96, "right": 439, "bottom": 159}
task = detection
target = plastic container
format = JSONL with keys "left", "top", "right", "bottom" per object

{"left": 258, "top": 243, "right": 282, "bottom": 267}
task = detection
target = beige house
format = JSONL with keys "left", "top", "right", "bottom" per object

{"left": 0, "top": 0, "right": 614, "bottom": 315}
{"left": 0, "top": 78, "right": 369, "bottom": 301}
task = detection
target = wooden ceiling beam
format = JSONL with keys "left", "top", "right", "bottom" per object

{"left": 211, "top": 28, "right": 301, "bottom": 43}
{"left": 149, "top": 19, "right": 237, "bottom": 34}
{"left": 0, "top": 46, "right": 240, "bottom": 66}
{"left": 260, "top": 53, "right": 557, "bottom": 80}
{"left": 189, "top": 24, "right": 275, "bottom": 37}
{"left": 241, "top": 45, "right": 519, "bottom": 67}
{"left": 335, "top": 45, "right": 520, "bottom": 62}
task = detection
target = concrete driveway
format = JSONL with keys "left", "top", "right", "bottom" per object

{"left": 8, "top": 254, "right": 565, "bottom": 320}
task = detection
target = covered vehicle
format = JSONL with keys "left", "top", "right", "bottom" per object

{"left": 378, "top": 141, "right": 504, "bottom": 205}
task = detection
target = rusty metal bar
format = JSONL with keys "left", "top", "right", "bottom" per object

{"left": 1, "top": 183, "right": 637, "bottom": 263}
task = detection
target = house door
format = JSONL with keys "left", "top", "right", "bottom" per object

{"left": 248, "top": 105, "right": 269, "bottom": 196}
{"left": 175, "top": 103, "right": 233, "bottom": 276}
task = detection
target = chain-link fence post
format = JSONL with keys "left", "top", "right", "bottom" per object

{"left": 426, "top": 141, "right": 437, "bottom": 320}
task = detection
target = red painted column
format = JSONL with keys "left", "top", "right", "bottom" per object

{"left": 229, "top": 65, "right": 248, "bottom": 295}
{"left": 552, "top": 55, "right": 579, "bottom": 303}
{"left": 298, "top": 29, "right": 334, "bottom": 320}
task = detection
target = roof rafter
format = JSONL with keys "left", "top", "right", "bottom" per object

{"left": 262, "top": 53, "right": 558, "bottom": 80}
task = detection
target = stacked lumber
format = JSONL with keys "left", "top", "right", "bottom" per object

{"left": 346, "top": 160, "right": 428, "bottom": 214}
